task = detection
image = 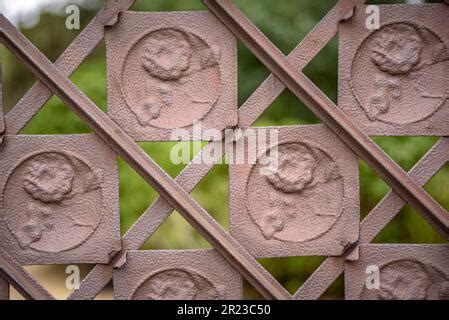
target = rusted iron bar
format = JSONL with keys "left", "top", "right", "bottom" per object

{"left": 295, "top": 137, "right": 449, "bottom": 299}
{"left": 68, "top": 0, "right": 361, "bottom": 300}
{"left": 203, "top": 0, "right": 449, "bottom": 238}
{"left": 0, "top": 248, "right": 54, "bottom": 300}
{"left": 0, "top": 272, "right": 9, "bottom": 300}
{"left": 238, "top": 0, "right": 364, "bottom": 127}
{"left": 0, "top": 48, "right": 4, "bottom": 143}
{"left": 0, "top": 16, "right": 291, "bottom": 300}
{"left": 4, "top": 0, "right": 134, "bottom": 135}
{"left": 0, "top": 47, "right": 9, "bottom": 301}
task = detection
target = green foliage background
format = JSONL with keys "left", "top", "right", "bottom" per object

{"left": 1, "top": 0, "right": 447, "bottom": 299}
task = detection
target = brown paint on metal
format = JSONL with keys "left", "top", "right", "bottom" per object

{"left": 345, "top": 245, "right": 449, "bottom": 300}
{"left": 106, "top": 11, "right": 238, "bottom": 141}
{"left": 0, "top": 134, "right": 121, "bottom": 265}
{"left": 0, "top": 272, "right": 9, "bottom": 300}
{"left": 295, "top": 138, "right": 449, "bottom": 299}
{"left": 0, "top": 49, "right": 4, "bottom": 143}
{"left": 339, "top": 4, "right": 449, "bottom": 136}
{"left": 0, "top": 0, "right": 446, "bottom": 301}
{"left": 0, "top": 16, "right": 291, "bottom": 300}
{"left": 68, "top": 0, "right": 362, "bottom": 300}
{"left": 114, "top": 250, "right": 242, "bottom": 300}
{"left": 230, "top": 125, "right": 359, "bottom": 257}
{"left": 238, "top": 0, "right": 365, "bottom": 127}
{"left": 0, "top": 248, "right": 54, "bottom": 300}
{"left": 203, "top": 0, "right": 449, "bottom": 239}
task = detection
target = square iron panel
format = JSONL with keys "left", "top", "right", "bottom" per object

{"left": 113, "top": 249, "right": 243, "bottom": 300}
{"left": 345, "top": 244, "right": 449, "bottom": 300}
{"left": 0, "top": 134, "right": 121, "bottom": 264}
{"left": 105, "top": 11, "right": 238, "bottom": 141}
{"left": 338, "top": 4, "right": 449, "bottom": 136}
{"left": 229, "top": 125, "right": 359, "bottom": 257}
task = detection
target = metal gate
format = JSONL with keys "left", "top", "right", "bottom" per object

{"left": 0, "top": 0, "right": 448, "bottom": 300}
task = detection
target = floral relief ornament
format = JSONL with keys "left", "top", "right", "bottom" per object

{"left": 16, "top": 203, "right": 54, "bottom": 249}
{"left": 365, "top": 22, "right": 449, "bottom": 122}
{"left": 133, "top": 268, "right": 222, "bottom": 300}
{"left": 361, "top": 259, "right": 449, "bottom": 300}
{"left": 258, "top": 143, "right": 341, "bottom": 240}
{"left": 23, "top": 157, "right": 75, "bottom": 203}
{"left": 146, "top": 270, "right": 199, "bottom": 300}
{"left": 142, "top": 29, "right": 193, "bottom": 81}
{"left": 9, "top": 152, "right": 104, "bottom": 250}
{"left": 371, "top": 23, "right": 424, "bottom": 75}
{"left": 138, "top": 28, "right": 221, "bottom": 125}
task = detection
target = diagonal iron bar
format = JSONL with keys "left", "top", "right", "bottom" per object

{"left": 0, "top": 15, "right": 291, "bottom": 300}
{"left": 203, "top": 0, "right": 449, "bottom": 238}
{"left": 0, "top": 248, "right": 55, "bottom": 300}
{"left": 5, "top": 0, "right": 134, "bottom": 135}
{"left": 0, "top": 272, "right": 9, "bottom": 300}
{"left": 0, "top": 0, "right": 133, "bottom": 300}
{"left": 238, "top": 0, "right": 364, "bottom": 127}
{"left": 295, "top": 137, "right": 449, "bottom": 299}
{"left": 68, "top": 0, "right": 361, "bottom": 300}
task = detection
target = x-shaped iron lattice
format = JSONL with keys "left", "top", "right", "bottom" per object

{"left": 0, "top": 0, "right": 448, "bottom": 300}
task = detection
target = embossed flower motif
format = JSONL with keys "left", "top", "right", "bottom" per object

{"left": 16, "top": 203, "right": 54, "bottom": 249}
{"left": 147, "top": 272, "right": 198, "bottom": 300}
{"left": 142, "top": 29, "right": 193, "bottom": 81}
{"left": 23, "top": 160, "right": 75, "bottom": 203}
{"left": 371, "top": 24, "right": 424, "bottom": 75}
{"left": 379, "top": 270, "right": 429, "bottom": 300}
{"left": 377, "top": 261, "right": 432, "bottom": 300}
{"left": 367, "top": 74, "right": 401, "bottom": 121}
{"left": 266, "top": 148, "right": 316, "bottom": 193}
{"left": 260, "top": 210, "right": 284, "bottom": 240}
{"left": 259, "top": 193, "right": 295, "bottom": 240}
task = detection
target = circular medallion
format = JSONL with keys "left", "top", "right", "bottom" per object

{"left": 351, "top": 23, "right": 448, "bottom": 124}
{"left": 3, "top": 152, "right": 104, "bottom": 252}
{"left": 245, "top": 142, "right": 344, "bottom": 242}
{"left": 121, "top": 28, "right": 221, "bottom": 129}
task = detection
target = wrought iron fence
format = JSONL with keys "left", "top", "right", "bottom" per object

{"left": 0, "top": 0, "right": 448, "bottom": 300}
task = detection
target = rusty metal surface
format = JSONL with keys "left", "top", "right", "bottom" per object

{"left": 295, "top": 137, "right": 449, "bottom": 299}
{"left": 0, "top": 248, "right": 54, "bottom": 300}
{"left": 203, "top": 0, "right": 449, "bottom": 240}
{"left": 238, "top": 0, "right": 364, "bottom": 127}
{"left": 0, "top": 49, "right": 3, "bottom": 143}
{"left": 0, "top": 45, "right": 7, "bottom": 302}
{"left": 114, "top": 250, "right": 243, "bottom": 300}
{"left": 68, "top": 0, "right": 362, "bottom": 300}
{"left": 230, "top": 125, "right": 359, "bottom": 257}
{"left": 4, "top": 0, "right": 135, "bottom": 135}
{"left": 0, "top": 15, "right": 291, "bottom": 300}
{"left": 0, "top": 273, "right": 9, "bottom": 300}
{"left": 106, "top": 11, "right": 237, "bottom": 141}
{"left": 0, "top": 134, "right": 121, "bottom": 265}
{"left": 345, "top": 245, "right": 449, "bottom": 300}
{"left": 0, "top": 0, "right": 447, "bottom": 301}
{"left": 339, "top": 4, "right": 449, "bottom": 136}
